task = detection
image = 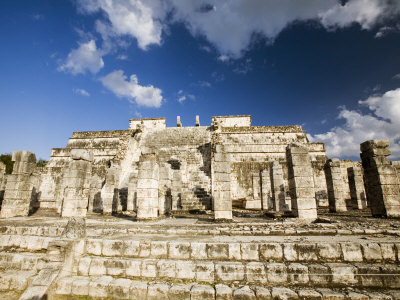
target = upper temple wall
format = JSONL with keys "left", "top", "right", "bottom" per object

{"left": 129, "top": 118, "right": 166, "bottom": 130}
{"left": 212, "top": 115, "right": 251, "bottom": 127}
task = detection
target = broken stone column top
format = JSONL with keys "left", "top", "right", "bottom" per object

{"left": 70, "top": 149, "right": 93, "bottom": 162}
{"left": 327, "top": 158, "right": 341, "bottom": 166}
{"left": 12, "top": 150, "right": 36, "bottom": 163}
{"left": 177, "top": 116, "right": 182, "bottom": 127}
{"left": 195, "top": 115, "right": 200, "bottom": 127}
{"left": 360, "top": 139, "right": 390, "bottom": 152}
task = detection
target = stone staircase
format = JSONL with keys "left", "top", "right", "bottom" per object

{"left": 0, "top": 214, "right": 399, "bottom": 299}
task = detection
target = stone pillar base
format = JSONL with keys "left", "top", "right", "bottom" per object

{"left": 215, "top": 210, "right": 232, "bottom": 220}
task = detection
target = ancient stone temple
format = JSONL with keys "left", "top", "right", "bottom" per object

{"left": 0, "top": 115, "right": 400, "bottom": 299}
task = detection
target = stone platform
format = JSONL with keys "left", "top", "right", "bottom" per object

{"left": 0, "top": 209, "right": 399, "bottom": 299}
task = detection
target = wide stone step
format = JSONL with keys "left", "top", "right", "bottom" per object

{"left": 53, "top": 275, "right": 400, "bottom": 299}
{"left": 85, "top": 238, "right": 400, "bottom": 264}
{"left": 0, "top": 225, "right": 64, "bottom": 237}
{"left": 77, "top": 256, "right": 400, "bottom": 288}
{"left": 0, "top": 234, "right": 54, "bottom": 252}
{"left": 0, "top": 270, "right": 36, "bottom": 292}
{"left": 0, "top": 252, "right": 46, "bottom": 271}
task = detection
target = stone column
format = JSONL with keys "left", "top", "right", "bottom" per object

{"left": 88, "top": 175, "right": 103, "bottom": 213}
{"left": 271, "top": 161, "right": 286, "bottom": 212}
{"left": 360, "top": 140, "right": 400, "bottom": 217}
{"left": 260, "top": 169, "right": 272, "bottom": 210}
{"left": 158, "top": 163, "right": 172, "bottom": 216}
{"left": 212, "top": 144, "right": 232, "bottom": 220}
{"left": 0, "top": 162, "right": 5, "bottom": 204}
{"left": 127, "top": 170, "right": 138, "bottom": 211}
{"left": 195, "top": 115, "right": 200, "bottom": 127}
{"left": 324, "top": 159, "right": 347, "bottom": 212}
{"left": 61, "top": 150, "right": 92, "bottom": 218}
{"left": 348, "top": 167, "right": 367, "bottom": 209}
{"left": 101, "top": 165, "right": 120, "bottom": 215}
{"left": 0, "top": 151, "right": 37, "bottom": 218}
{"left": 171, "top": 170, "right": 182, "bottom": 211}
{"left": 245, "top": 172, "right": 262, "bottom": 209}
{"left": 286, "top": 143, "right": 317, "bottom": 220}
{"left": 136, "top": 153, "right": 159, "bottom": 220}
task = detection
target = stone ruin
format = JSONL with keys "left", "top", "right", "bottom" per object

{"left": 0, "top": 115, "right": 399, "bottom": 299}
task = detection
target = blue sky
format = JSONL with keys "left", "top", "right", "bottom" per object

{"left": 1, "top": 0, "right": 400, "bottom": 160}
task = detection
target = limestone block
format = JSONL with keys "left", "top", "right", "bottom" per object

{"left": 56, "top": 276, "right": 73, "bottom": 295}
{"left": 271, "top": 161, "right": 286, "bottom": 212}
{"left": 86, "top": 239, "right": 102, "bottom": 256}
{"left": 308, "top": 264, "right": 330, "bottom": 285}
{"left": 356, "top": 264, "right": 383, "bottom": 287}
{"left": 380, "top": 243, "right": 396, "bottom": 261}
{"left": 246, "top": 262, "right": 267, "bottom": 284}
{"left": 78, "top": 257, "right": 91, "bottom": 276}
{"left": 317, "top": 243, "right": 342, "bottom": 261}
{"left": 88, "top": 275, "right": 113, "bottom": 298}
{"left": 329, "top": 263, "right": 358, "bottom": 285}
{"left": 271, "top": 287, "right": 298, "bottom": 300}
{"left": 297, "top": 243, "right": 318, "bottom": 261}
{"left": 283, "top": 244, "right": 298, "bottom": 261}
{"left": 233, "top": 285, "right": 256, "bottom": 299}
{"left": 150, "top": 241, "right": 167, "bottom": 258}
{"left": 191, "top": 242, "right": 208, "bottom": 259}
{"left": 157, "top": 260, "right": 176, "bottom": 278}
{"left": 129, "top": 280, "right": 148, "bottom": 300}
{"left": 108, "top": 278, "right": 131, "bottom": 299}
{"left": 266, "top": 263, "right": 287, "bottom": 284}
{"left": 260, "top": 243, "right": 283, "bottom": 262}
{"left": 288, "top": 263, "right": 309, "bottom": 284}
{"left": 125, "top": 260, "right": 141, "bottom": 277}
{"left": 216, "top": 284, "right": 233, "bottom": 300}
{"left": 71, "top": 276, "right": 90, "bottom": 296}
{"left": 297, "top": 289, "right": 321, "bottom": 300}
{"left": 215, "top": 262, "right": 245, "bottom": 282}
{"left": 254, "top": 287, "right": 271, "bottom": 300}
{"left": 148, "top": 283, "right": 169, "bottom": 300}
{"left": 207, "top": 243, "right": 229, "bottom": 259}
{"left": 175, "top": 260, "right": 195, "bottom": 279}
{"left": 229, "top": 243, "right": 242, "bottom": 260}
{"left": 168, "top": 284, "right": 191, "bottom": 300}
{"left": 195, "top": 261, "right": 214, "bottom": 282}
{"left": 89, "top": 258, "right": 107, "bottom": 276}
{"left": 341, "top": 243, "right": 363, "bottom": 262}
{"left": 362, "top": 243, "right": 382, "bottom": 262}
{"left": 105, "top": 259, "right": 126, "bottom": 276}
{"left": 241, "top": 243, "right": 259, "bottom": 261}
{"left": 141, "top": 259, "right": 157, "bottom": 278}
{"left": 139, "top": 241, "right": 151, "bottom": 257}
{"left": 102, "top": 240, "right": 125, "bottom": 256}
{"left": 70, "top": 149, "right": 93, "bottom": 161}
{"left": 191, "top": 284, "right": 215, "bottom": 300}
{"left": 169, "top": 242, "right": 191, "bottom": 259}
{"left": 317, "top": 289, "right": 345, "bottom": 300}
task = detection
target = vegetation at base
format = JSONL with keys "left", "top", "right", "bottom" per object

{"left": 0, "top": 154, "right": 14, "bottom": 174}
{"left": 0, "top": 153, "right": 48, "bottom": 174}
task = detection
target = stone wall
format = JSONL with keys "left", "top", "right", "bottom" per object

{"left": 361, "top": 140, "right": 400, "bottom": 217}
{"left": 0, "top": 151, "right": 39, "bottom": 218}
{"left": 0, "top": 162, "right": 5, "bottom": 207}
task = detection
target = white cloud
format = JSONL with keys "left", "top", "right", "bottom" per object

{"left": 73, "top": 88, "right": 90, "bottom": 96}
{"left": 177, "top": 89, "right": 195, "bottom": 103}
{"left": 76, "top": 0, "right": 400, "bottom": 58}
{"left": 116, "top": 54, "right": 128, "bottom": 60}
{"left": 310, "top": 88, "right": 400, "bottom": 159}
{"left": 100, "top": 70, "right": 163, "bottom": 108}
{"left": 59, "top": 40, "right": 104, "bottom": 75}
{"left": 195, "top": 80, "right": 212, "bottom": 88}
{"left": 32, "top": 14, "right": 44, "bottom": 21}
{"left": 77, "top": 0, "right": 167, "bottom": 50}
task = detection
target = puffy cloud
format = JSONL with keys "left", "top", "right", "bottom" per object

{"left": 76, "top": 0, "right": 400, "bottom": 58}
{"left": 309, "top": 88, "right": 400, "bottom": 159}
{"left": 59, "top": 40, "right": 104, "bottom": 75}
{"left": 73, "top": 88, "right": 90, "bottom": 96}
{"left": 319, "top": 0, "right": 387, "bottom": 29}
{"left": 77, "top": 0, "right": 167, "bottom": 50}
{"left": 100, "top": 70, "right": 163, "bottom": 108}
